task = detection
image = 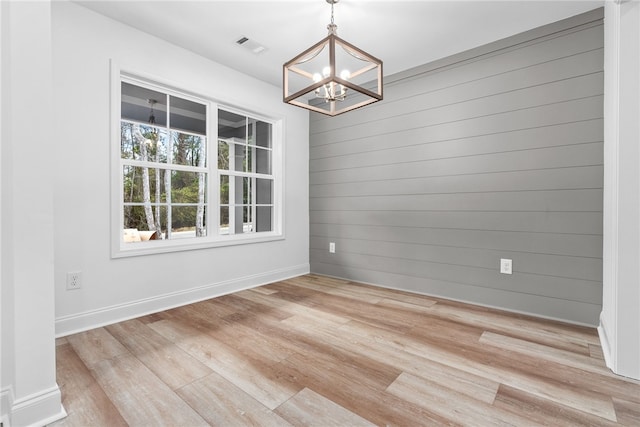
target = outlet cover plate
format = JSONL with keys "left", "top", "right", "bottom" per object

{"left": 500, "top": 259, "right": 512, "bottom": 275}
{"left": 66, "top": 271, "right": 82, "bottom": 290}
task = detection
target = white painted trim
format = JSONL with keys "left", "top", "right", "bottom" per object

{"left": 1, "top": 386, "right": 14, "bottom": 427}
{"left": 8, "top": 385, "right": 66, "bottom": 427}
{"left": 55, "top": 263, "right": 309, "bottom": 337}
{"left": 597, "top": 314, "right": 614, "bottom": 371}
{"left": 601, "top": 0, "right": 621, "bottom": 377}
{"left": 110, "top": 60, "right": 286, "bottom": 258}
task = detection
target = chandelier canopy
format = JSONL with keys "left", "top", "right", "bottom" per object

{"left": 283, "top": 0, "right": 383, "bottom": 117}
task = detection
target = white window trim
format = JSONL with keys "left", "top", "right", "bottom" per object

{"left": 110, "top": 61, "right": 284, "bottom": 258}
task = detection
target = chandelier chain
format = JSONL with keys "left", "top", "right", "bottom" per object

{"left": 330, "top": 1, "right": 335, "bottom": 25}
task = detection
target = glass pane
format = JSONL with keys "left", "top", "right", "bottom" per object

{"left": 233, "top": 176, "right": 245, "bottom": 205}
{"left": 234, "top": 142, "right": 246, "bottom": 172}
{"left": 121, "top": 123, "right": 168, "bottom": 162}
{"left": 256, "top": 178, "right": 272, "bottom": 204}
{"left": 244, "top": 177, "right": 252, "bottom": 205}
{"left": 220, "top": 207, "right": 229, "bottom": 235}
{"left": 121, "top": 123, "right": 135, "bottom": 160}
{"left": 157, "top": 205, "right": 168, "bottom": 239}
{"left": 172, "top": 132, "right": 206, "bottom": 167}
{"left": 121, "top": 82, "right": 167, "bottom": 125}
{"left": 218, "top": 109, "right": 246, "bottom": 140}
{"left": 244, "top": 205, "right": 252, "bottom": 225}
{"left": 171, "top": 171, "right": 206, "bottom": 204}
{"left": 123, "top": 205, "right": 148, "bottom": 233}
{"left": 256, "top": 206, "right": 272, "bottom": 232}
{"left": 247, "top": 119, "right": 255, "bottom": 147}
{"left": 170, "top": 95, "right": 206, "bottom": 134}
{"left": 234, "top": 206, "right": 254, "bottom": 234}
{"left": 256, "top": 148, "right": 271, "bottom": 174}
{"left": 218, "top": 139, "right": 230, "bottom": 170}
{"left": 123, "top": 205, "right": 167, "bottom": 242}
{"left": 123, "top": 166, "right": 166, "bottom": 203}
{"left": 247, "top": 145, "right": 253, "bottom": 173}
{"left": 220, "top": 175, "right": 229, "bottom": 204}
{"left": 171, "top": 205, "right": 206, "bottom": 238}
{"left": 255, "top": 120, "right": 272, "bottom": 148}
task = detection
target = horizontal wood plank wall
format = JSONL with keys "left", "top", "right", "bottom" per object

{"left": 309, "top": 8, "right": 604, "bottom": 325}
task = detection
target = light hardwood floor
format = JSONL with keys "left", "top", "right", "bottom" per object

{"left": 51, "top": 274, "right": 640, "bottom": 426}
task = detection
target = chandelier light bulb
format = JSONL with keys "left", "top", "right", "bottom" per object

{"left": 340, "top": 69, "right": 351, "bottom": 80}
{"left": 322, "top": 66, "right": 331, "bottom": 78}
{"left": 313, "top": 73, "right": 322, "bottom": 82}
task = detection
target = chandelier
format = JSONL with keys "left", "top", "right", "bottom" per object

{"left": 283, "top": 0, "right": 383, "bottom": 116}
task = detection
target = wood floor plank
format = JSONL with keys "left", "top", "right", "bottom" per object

{"left": 387, "top": 372, "right": 534, "bottom": 426}
{"left": 480, "top": 330, "right": 619, "bottom": 377}
{"left": 204, "top": 316, "right": 295, "bottom": 365}
{"left": 50, "top": 343, "right": 128, "bottom": 427}
{"left": 283, "top": 315, "right": 501, "bottom": 405}
{"left": 479, "top": 331, "right": 640, "bottom": 404}
{"left": 90, "top": 352, "right": 208, "bottom": 426}
{"left": 289, "top": 274, "right": 440, "bottom": 307}
{"left": 213, "top": 293, "right": 294, "bottom": 321}
{"left": 269, "top": 282, "right": 422, "bottom": 333}
{"left": 429, "top": 302, "right": 598, "bottom": 352}
{"left": 250, "top": 285, "right": 280, "bottom": 295}
{"left": 148, "top": 318, "right": 302, "bottom": 410}
{"left": 66, "top": 327, "right": 129, "bottom": 368}
{"left": 236, "top": 287, "right": 351, "bottom": 326}
{"left": 170, "top": 303, "right": 297, "bottom": 365}
{"left": 276, "top": 388, "right": 377, "bottom": 427}
{"left": 342, "top": 318, "right": 619, "bottom": 421}
{"left": 176, "top": 372, "right": 293, "bottom": 427}
{"left": 375, "top": 297, "right": 438, "bottom": 314}
{"left": 281, "top": 276, "right": 384, "bottom": 303}
{"left": 590, "top": 342, "right": 606, "bottom": 360}
{"left": 270, "top": 354, "right": 453, "bottom": 426}
{"left": 408, "top": 326, "right": 621, "bottom": 422}
{"left": 105, "top": 319, "right": 212, "bottom": 390}
{"left": 612, "top": 396, "right": 640, "bottom": 426}
{"left": 55, "top": 274, "right": 640, "bottom": 426}
{"left": 493, "top": 384, "right": 621, "bottom": 427}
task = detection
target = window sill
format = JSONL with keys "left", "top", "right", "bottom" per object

{"left": 111, "top": 232, "right": 284, "bottom": 258}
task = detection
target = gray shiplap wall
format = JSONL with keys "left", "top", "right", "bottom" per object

{"left": 308, "top": 8, "right": 604, "bottom": 325}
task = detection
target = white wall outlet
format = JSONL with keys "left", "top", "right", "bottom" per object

{"left": 66, "top": 271, "right": 82, "bottom": 290}
{"left": 500, "top": 259, "right": 512, "bottom": 275}
{"left": 329, "top": 242, "right": 336, "bottom": 253}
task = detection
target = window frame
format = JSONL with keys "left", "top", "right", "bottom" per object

{"left": 111, "top": 63, "right": 284, "bottom": 258}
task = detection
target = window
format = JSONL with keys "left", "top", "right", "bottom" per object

{"left": 218, "top": 110, "right": 274, "bottom": 235}
{"left": 114, "top": 74, "right": 281, "bottom": 256}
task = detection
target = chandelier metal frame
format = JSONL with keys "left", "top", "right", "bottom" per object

{"left": 283, "top": 0, "right": 383, "bottom": 116}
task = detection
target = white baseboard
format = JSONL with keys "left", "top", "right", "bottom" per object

{"left": 5, "top": 385, "right": 66, "bottom": 427}
{"left": 598, "top": 313, "right": 615, "bottom": 372}
{"left": 55, "top": 263, "right": 310, "bottom": 337}
{"left": 1, "top": 386, "right": 14, "bottom": 427}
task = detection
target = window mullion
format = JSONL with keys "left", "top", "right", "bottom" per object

{"left": 228, "top": 141, "right": 236, "bottom": 235}
{"left": 165, "top": 94, "right": 172, "bottom": 240}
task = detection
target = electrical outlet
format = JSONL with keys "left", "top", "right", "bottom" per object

{"left": 329, "top": 242, "right": 336, "bottom": 253}
{"left": 66, "top": 271, "right": 82, "bottom": 290}
{"left": 500, "top": 259, "right": 512, "bottom": 275}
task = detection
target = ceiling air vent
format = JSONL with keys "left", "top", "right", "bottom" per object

{"left": 235, "top": 36, "right": 267, "bottom": 55}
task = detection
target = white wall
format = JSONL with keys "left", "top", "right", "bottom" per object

{"left": 51, "top": 1, "right": 310, "bottom": 336}
{"left": 601, "top": 0, "right": 640, "bottom": 380}
{"left": 1, "top": 1, "right": 67, "bottom": 425}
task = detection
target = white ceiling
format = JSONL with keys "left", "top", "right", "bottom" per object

{"left": 75, "top": 0, "right": 603, "bottom": 88}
